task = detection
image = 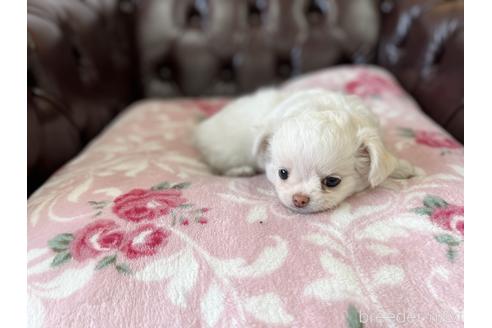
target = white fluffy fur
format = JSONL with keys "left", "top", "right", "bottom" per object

{"left": 194, "top": 88, "right": 417, "bottom": 213}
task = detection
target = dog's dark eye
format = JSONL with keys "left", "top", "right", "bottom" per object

{"left": 322, "top": 176, "right": 341, "bottom": 188}
{"left": 279, "top": 169, "right": 289, "bottom": 180}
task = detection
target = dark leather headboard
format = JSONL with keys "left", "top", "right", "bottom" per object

{"left": 27, "top": 0, "right": 463, "bottom": 195}
{"left": 138, "top": 0, "right": 381, "bottom": 97}
{"left": 27, "top": 0, "right": 141, "bottom": 192}
{"left": 378, "top": 0, "right": 464, "bottom": 142}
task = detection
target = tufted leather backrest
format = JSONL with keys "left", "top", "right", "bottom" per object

{"left": 377, "top": 0, "right": 464, "bottom": 142}
{"left": 27, "top": 0, "right": 140, "bottom": 194}
{"left": 138, "top": 0, "right": 380, "bottom": 97}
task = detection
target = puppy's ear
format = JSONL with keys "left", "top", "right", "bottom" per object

{"left": 252, "top": 124, "right": 272, "bottom": 169}
{"left": 356, "top": 128, "right": 397, "bottom": 187}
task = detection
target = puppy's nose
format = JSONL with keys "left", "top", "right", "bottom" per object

{"left": 292, "top": 193, "right": 310, "bottom": 208}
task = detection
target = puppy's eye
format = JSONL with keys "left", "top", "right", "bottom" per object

{"left": 279, "top": 169, "right": 289, "bottom": 180}
{"left": 322, "top": 176, "right": 341, "bottom": 188}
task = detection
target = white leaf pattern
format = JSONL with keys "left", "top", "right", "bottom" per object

{"left": 94, "top": 187, "right": 122, "bottom": 198}
{"left": 356, "top": 214, "right": 442, "bottom": 241}
{"left": 217, "top": 193, "right": 256, "bottom": 204}
{"left": 29, "top": 197, "right": 52, "bottom": 227}
{"left": 303, "top": 233, "right": 347, "bottom": 256}
{"left": 304, "top": 251, "right": 362, "bottom": 302}
{"left": 27, "top": 294, "right": 45, "bottom": 328}
{"left": 329, "top": 202, "right": 394, "bottom": 232}
{"left": 366, "top": 244, "right": 400, "bottom": 257}
{"left": 31, "top": 261, "right": 96, "bottom": 299}
{"left": 211, "top": 236, "right": 288, "bottom": 278}
{"left": 135, "top": 248, "right": 199, "bottom": 308}
{"left": 370, "top": 265, "right": 405, "bottom": 288}
{"left": 27, "top": 257, "right": 54, "bottom": 277}
{"left": 450, "top": 164, "right": 464, "bottom": 177}
{"left": 201, "top": 281, "right": 225, "bottom": 327}
{"left": 426, "top": 266, "right": 451, "bottom": 302}
{"left": 27, "top": 248, "right": 49, "bottom": 263}
{"left": 244, "top": 293, "right": 294, "bottom": 325}
{"left": 67, "top": 177, "right": 93, "bottom": 202}
{"left": 118, "top": 159, "right": 148, "bottom": 177}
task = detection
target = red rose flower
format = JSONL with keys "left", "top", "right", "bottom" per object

{"left": 70, "top": 220, "right": 124, "bottom": 261}
{"left": 456, "top": 220, "right": 464, "bottom": 235}
{"left": 430, "top": 205, "right": 464, "bottom": 236}
{"left": 112, "top": 189, "right": 187, "bottom": 222}
{"left": 122, "top": 224, "right": 170, "bottom": 259}
{"left": 414, "top": 130, "right": 461, "bottom": 149}
{"left": 344, "top": 72, "right": 401, "bottom": 97}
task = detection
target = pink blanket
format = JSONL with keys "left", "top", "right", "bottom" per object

{"left": 27, "top": 66, "right": 463, "bottom": 328}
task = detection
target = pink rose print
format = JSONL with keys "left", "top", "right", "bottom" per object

{"left": 344, "top": 71, "right": 401, "bottom": 97}
{"left": 430, "top": 204, "right": 464, "bottom": 235}
{"left": 70, "top": 220, "right": 124, "bottom": 262}
{"left": 112, "top": 188, "right": 187, "bottom": 223}
{"left": 413, "top": 195, "right": 463, "bottom": 262}
{"left": 47, "top": 181, "right": 210, "bottom": 272}
{"left": 456, "top": 220, "right": 464, "bottom": 235}
{"left": 122, "top": 224, "right": 170, "bottom": 259}
{"left": 414, "top": 130, "right": 461, "bottom": 149}
{"left": 400, "top": 128, "right": 461, "bottom": 149}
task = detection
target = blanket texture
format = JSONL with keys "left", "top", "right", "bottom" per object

{"left": 27, "top": 66, "right": 464, "bottom": 328}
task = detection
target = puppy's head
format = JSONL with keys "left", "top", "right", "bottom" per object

{"left": 253, "top": 93, "right": 397, "bottom": 213}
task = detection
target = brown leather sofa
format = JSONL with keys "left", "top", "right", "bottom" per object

{"left": 27, "top": 0, "right": 463, "bottom": 196}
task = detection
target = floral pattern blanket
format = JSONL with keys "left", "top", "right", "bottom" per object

{"left": 27, "top": 66, "right": 464, "bottom": 328}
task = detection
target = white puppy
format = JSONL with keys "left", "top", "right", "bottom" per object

{"left": 194, "top": 88, "right": 416, "bottom": 213}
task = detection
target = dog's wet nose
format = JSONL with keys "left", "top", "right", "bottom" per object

{"left": 292, "top": 193, "right": 310, "bottom": 208}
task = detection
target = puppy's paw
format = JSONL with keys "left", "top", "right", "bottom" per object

{"left": 224, "top": 166, "right": 256, "bottom": 177}
{"left": 390, "top": 159, "right": 423, "bottom": 179}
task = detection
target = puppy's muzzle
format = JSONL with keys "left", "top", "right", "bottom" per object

{"left": 292, "top": 193, "right": 310, "bottom": 208}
